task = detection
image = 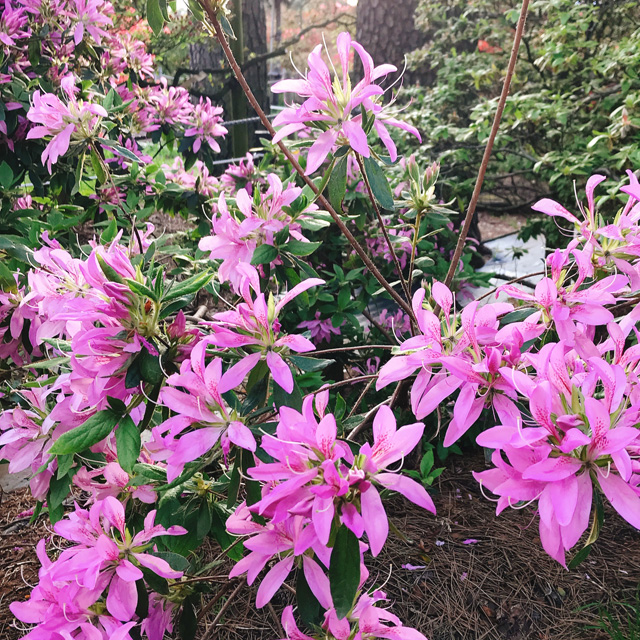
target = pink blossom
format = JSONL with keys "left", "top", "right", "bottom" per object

{"left": 298, "top": 311, "right": 342, "bottom": 344}
{"left": 207, "top": 267, "right": 324, "bottom": 393}
{"left": 185, "top": 96, "right": 227, "bottom": 153}
{"left": 272, "top": 32, "right": 420, "bottom": 174}
{"left": 26, "top": 88, "right": 108, "bottom": 172}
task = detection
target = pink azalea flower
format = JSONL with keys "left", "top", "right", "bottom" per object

{"left": 475, "top": 350, "right": 640, "bottom": 566}
{"left": 184, "top": 96, "right": 227, "bottom": 153}
{"left": 26, "top": 88, "right": 108, "bottom": 172}
{"left": 298, "top": 311, "right": 342, "bottom": 344}
{"left": 69, "top": 0, "right": 112, "bottom": 45}
{"left": 199, "top": 173, "right": 317, "bottom": 291}
{"left": 271, "top": 32, "right": 420, "bottom": 174}
{"left": 280, "top": 589, "right": 428, "bottom": 640}
{"left": 12, "top": 499, "right": 186, "bottom": 636}
{"left": 207, "top": 267, "right": 324, "bottom": 393}
{"left": 150, "top": 342, "right": 256, "bottom": 481}
{"left": 377, "top": 284, "right": 531, "bottom": 447}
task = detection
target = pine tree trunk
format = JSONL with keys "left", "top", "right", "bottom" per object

{"left": 355, "top": 0, "right": 429, "bottom": 85}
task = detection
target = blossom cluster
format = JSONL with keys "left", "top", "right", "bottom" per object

{"left": 10, "top": 497, "right": 185, "bottom": 640}
{"left": 1, "top": 0, "right": 227, "bottom": 175}
{"left": 378, "top": 174, "right": 640, "bottom": 567}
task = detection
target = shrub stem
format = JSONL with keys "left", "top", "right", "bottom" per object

{"left": 441, "top": 0, "right": 531, "bottom": 295}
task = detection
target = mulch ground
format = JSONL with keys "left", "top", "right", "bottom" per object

{"left": 2, "top": 454, "right": 639, "bottom": 640}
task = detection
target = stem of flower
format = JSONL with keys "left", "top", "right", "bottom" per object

{"left": 201, "top": 3, "right": 417, "bottom": 322}
{"left": 355, "top": 153, "right": 413, "bottom": 314}
{"left": 407, "top": 210, "right": 423, "bottom": 295}
{"left": 346, "top": 377, "right": 376, "bottom": 419}
{"left": 475, "top": 269, "right": 545, "bottom": 302}
{"left": 319, "top": 374, "right": 378, "bottom": 392}
{"left": 441, "top": 0, "right": 531, "bottom": 295}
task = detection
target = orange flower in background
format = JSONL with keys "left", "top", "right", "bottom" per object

{"left": 478, "top": 39, "right": 501, "bottom": 54}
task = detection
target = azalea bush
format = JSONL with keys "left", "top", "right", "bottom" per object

{"left": 1, "top": 1, "right": 640, "bottom": 639}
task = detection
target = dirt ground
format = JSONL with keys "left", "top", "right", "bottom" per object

{"left": 2, "top": 451, "right": 639, "bottom": 640}
{"left": 478, "top": 212, "right": 528, "bottom": 241}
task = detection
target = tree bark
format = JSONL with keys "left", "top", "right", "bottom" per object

{"left": 355, "top": 0, "right": 430, "bottom": 86}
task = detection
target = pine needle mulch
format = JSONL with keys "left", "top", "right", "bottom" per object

{"left": 2, "top": 452, "right": 639, "bottom": 640}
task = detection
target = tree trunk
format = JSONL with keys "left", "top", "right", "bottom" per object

{"left": 355, "top": 0, "right": 430, "bottom": 86}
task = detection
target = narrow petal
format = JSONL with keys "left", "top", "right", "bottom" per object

{"left": 361, "top": 486, "right": 388, "bottom": 556}
{"left": 255, "top": 557, "right": 295, "bottom": 608}
{"left": 376, "top": 472, "right": 436, "bottom": 513}
{"left": 219, "top": 352, "right": 262, "bottom": 393}
{"left": 106, "top": 575, "right": 137, "bottom": 622}
{"left": 306, "top": 129, "right": 339, "bottom": 175}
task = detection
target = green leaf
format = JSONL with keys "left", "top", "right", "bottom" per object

{"left": 135, "top": 580, "right": 149, "bottom": 619}
{"left": 285, "top": 240, "right": 322, "bottom": 257}
{"left": 0, "top": 161, "right": 14, "bottom": 189}
{"left": 158, "top": 0, "right": 169, "bottom": 20}
{"left": 334, "top": 394, "right": 347, "bottom": 421}
{"left": 96, "top": 254, "right": 126, "bottom": 284}
{"left": 296, "top": 567, "right": 324, "bottom": 627}
{"left": 329, "top": 526, "right": 360, "bottom": 619}
{"left": 90, "top": 146, "right": 107, "bottom": 184}
{"left": 150, "top": 551, "right": 190, "bottom": 573}
{"left": 210, "top": 503, "right": 243, "bottom": 560}
{"left": 49, "top": 410, "right": 120, "bottom": 455}
{"left": 146, "top": 0, "right": 164, "bottom": 35}
{"left": 125, "top": 355, "right": 142, "bottom": 390}
{"left": 273, "top": 378, "right": 302, "bottom": 412}
{"left": 178, "top": 596, "right": 198, "bottom": 640}
{"left": 100, "top": 139, "right": 141, "bottom": 163}
{"left": 226, "top": 458, "right": 241, "bottom": 508}
{"left": 101, "top": 218, "right": 118, "bottom": 244}
{"left": 363, "top": 156, "right": 394, "bottom": 210}
{"left": 116, "top": 415, "right": 141, "bottom": 474}
{"left": 139, "top": 346, "right": 163, "bottom": 385}
{"left": 57, "top": 454, "right": 75, "bottom": 479}
{"left": 126, "top": 279, "right": 159, "bottom": 303}
{"left": 328, "top": 154, "right": 348, "bottom": 211}
{"left": 141, "top": 567, "right": 169, "bottom": 595}
{"left": 134, "top": 462, "right": 167, "bottom": 483}
{"left": 219, "top": 14, "right": 235, "bottom": 38}
{"left": 159, "top": 294, "right": 195, "bottom": 319}
{"left": 568, "top": 544, "right": 592, "bottom": 569}
{"left": 19, "top": 356, "right": 70, "bottom": 371}
{"left": 250, "top": 243, "right": 278, "bottom": 265}
{"left": 163, "top": 271, "right": 213, "bottom": 302}
{"left": 420, "top": 450, "right": 434, "bottom": 477}
{"left": 499, "top": 307, "right": 537, "bottom": 327}
{"left": 197, "top": 500, "right": 212, "bottom": 539}
{"left": 48, "top": 471, "right": 71, "bottom": 510}
{"left": 289, "top": 355, "right": 335, "bottom": 372}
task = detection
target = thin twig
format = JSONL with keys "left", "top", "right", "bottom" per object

{"left": 346, "top": 377, "right": 376, "bottom": 419}
{"left": 362, "top": 309, "right": 394, "bottom": 344}
{"left": 196, "top": 580, "right": 234, "bottom": 623}
{"left": 201, "top": 3, "right": 416, "bottom": 323}
{"left": 267, "top": 601, "right": 286, "bottom": 638}
{"left": 312, "top": 345, "right": 394, "bottom": 355}
{"left": 320, "top": 374, "right": 378, "bottom": 392}
{"left": 441, "top": 0, "right": 531, "bottom": 293}
{"left": 200, "top": 579, "right": 246, "bottom": 639}
{"left": 355, "top": 153, "right": 413, "bottom": 310}
{"left": 475, "top": 269, "right": 544, "bottom": 301}
{"left": 347, "top": 398, "right": 389, "bottom": 441}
